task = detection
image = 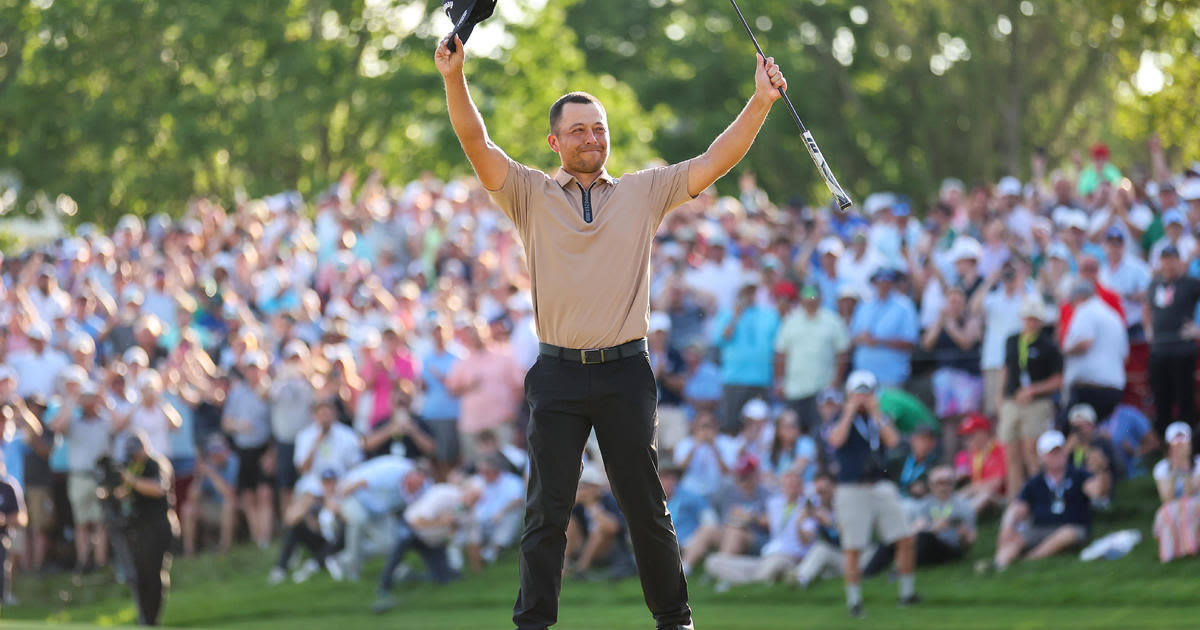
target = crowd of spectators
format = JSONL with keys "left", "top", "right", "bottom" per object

{"left": 1, "top": 137, "right": 1199, "bottom": 615}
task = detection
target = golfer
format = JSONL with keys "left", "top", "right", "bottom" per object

{"left": 436, "top": 34, "right": 787, "bottom": 630}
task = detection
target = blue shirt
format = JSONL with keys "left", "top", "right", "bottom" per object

{"left": 850, "top": 291, "right": 919, "bottom": 386}
{"left": 0, "top": 434, "right": 27, "bottom": 490}
{"left": 200, "top": 453, "right": 240, "bottom": 501}
{"left": 420, "top": 349, "right": 464, "bottom": 421}
{"left": 710, "top": 305, "right": 780, "bottom": 387}
{"left": 667, "top": 486, "right": 710, "bottom": 545}
{"left": 683, "top": 361, "right": 723, "bottom": 403}
{"left": 1102, "top": 405, "right": 1151, "bottom": 477}
{"left": 1020, "top": 469, "right": 1093, "bottom": 532}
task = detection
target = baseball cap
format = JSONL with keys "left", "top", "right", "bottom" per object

{"left": 957, "top": 413, "right": 992, "bottom": 435}
{"left": 1163, "top": 209, "right": 1186, "bottom": 227}
{"left": 799, "top": 284, "right": 820, "bottom": 300}
{"left": 205, "top": 434, "right": 232, "bottom": 455}
{"left": 242, "top": 350, "right": 269, "bottom": 370}
{"left": 997, "top": 176, "right": 1022, "bottom": 197}
{"left": 870, "top": 268, "right": 900, "bottom": 283}
{"left": 26, "top": 323, "right": 51, "bottom": 342}
{"left": 282, "top": 339, "right": 309, "bottom": 359}
{"left": 1104, "top": 226, "right": 1125, "bottom": 241}
{"left": 648, "top": 311, "right": 672, "bottom": 334}
{"left": 1062, "top": 211, "right": 1089, "bottom": 231}
{"left": 762, "top": 254, "right": 781, "bottom": 270}
{"left": 1162, "top": 244, "right": 1181, "bottom": 259}
{"left": 1166, "top": 421, "right": 1192, "bottom": 444}
{"left": 864, "top": 192, "right": 896, "bottom": 217}
{"left": 817, "top": 388, "right": 844, "bottom": 406}
{"left": 772, "top": 281, "right": 798, "bottom": 301}
{"left": 949, "top": 237, "right": 983, "bottom": 263}
{"left": 741, "top": 398, "right": 770, "bottom": 421}
{"left": 1019, "top": 295, "right": 1047, "bottom": 321}
{"left": 734, "top": 453, "right": 760, "bottom": 477}
{"left": 837, "top": 284, "right": 862, "bottom": 301}
{"left": 443, "top": 0, "right": 497, "bottom": 50}
{"left": 319, "top": 468, "right": 339, "bottom": 481}
{"left": 70, "top": 333, "right": 96, "bottom": 354}
{"left": 817, "top": 236, "right": 845, "bottom": 257}
{"left": 61, "top": 365, "right": 88, "bottom": 385}
{"left": 1036, "top": 430, "right": 1066, "bottom": 456}
{"left": 1068, "top": 404, "right": 1097, "bottom": 425}
{"left": 1180, "top": 179, "right": 1200, "bottom": 202}
{"left": 845, "top": 370, "right": 878, "bottom": 394}
{"left": 121, "top": 286, "right": 145, "bottom": 305}
{"left": 1089, "top": 143, "right": 1110, "bottom": 160}
{"left": 123, "top": 346, "right": 150, "bottom": 368}
{"left": 79, "top": 380, "right": 100, "bottom": 397}
{"left": 1047, "top": 243, "right": 1072, "bottom": 261}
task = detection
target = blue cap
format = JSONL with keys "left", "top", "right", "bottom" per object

{"left": 870, "top": 267, "right": 901, "bottom": 283}
{"left": 319, "top": 468, "right": 339, "bottom": 481}
{"left": 1104, "top": 226, "right": 1124, "bottom": 240}
{"left": 1164, "top": 210, "right": 1186, "bottom": 227}
{"left": 892, "top": 202, "right": 911, "bottom": 217}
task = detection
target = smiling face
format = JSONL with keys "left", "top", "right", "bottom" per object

{"left": 548, "top": 101, "right": 609, "bottom": 176}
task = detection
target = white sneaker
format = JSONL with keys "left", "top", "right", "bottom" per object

{"left": 447, "top": 546, "right": 464, "bottom": 572}
{"left": 293, "top": 559, "right": 320, "bottom": 584}
{"left": 481, "top": 546, "right": 499, "bottom": 564}
{"left": 268, "top": 567, "right": 287, "bottom": 586}
{"left": 326, "top": 556, "right": 345, "bottom": 583}
{"left": 390, "top": 563, "right": 412, "bottom": 583}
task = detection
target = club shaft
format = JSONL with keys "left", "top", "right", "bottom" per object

{"left": 728, "top": 0, "right": 807, "bottom": 134}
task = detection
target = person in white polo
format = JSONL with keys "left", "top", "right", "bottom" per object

{"left": 826, "top": 370, "right": 918, "bottom": 618}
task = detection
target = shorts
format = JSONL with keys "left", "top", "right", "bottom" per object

{"left": 998, "top": 398, "right": 1056, "bottom": 443}
{"left": 426, "top": 419, "right": 461, "bottom": 465}
{"left": 25, "top": 486, "right": 55, "bottom": 533}
{"left": 235, "top": 445, "right": 270, "bottom": 492}
{"left": 198, "top": 497, "right": 226, "bottom": 526}
{"left": 982, "top": 369, "right": 1005, "bottom": 417}
{"left": 68, "top": 473, "right": 104, "bottom": 524}
{"left": 274, "top": 442, "right": 299, "bottom": 490}
{"left": 834, "top": 481, "right": 912, "bottom": 550}
{"left": 1020, "top": 524, "right": 1088, "bottom": 551}
{"left": 931, "top": 368, "right": 983, "bottom": 418}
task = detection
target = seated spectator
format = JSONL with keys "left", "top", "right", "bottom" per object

{"left": 1152, "top": 422, "right": 1200, "bottom": 562}
{"left": 270, "top": 469, "right": 344, "bottom": 585}
{"left": 371, "top": 478, "right": 466, "bottom": 613}
{"left": 1064, "top": 404, "right": 1119, "bottom": 507}
{"left": 661, "top": 465, "right": 713, "bottom": 549}
{"left": 865, "top": 466, "right": 975, "bottom": 575}
{"left": 793, "top": 473, "right": 864, "bottom": 588}
{"left": 674, "top": 410, "right": 738, "bottom": 501}
{"left": 998, "top": 295, "right": 1061, "bottom": 500}
{"left": 991, "top": 430, "right": 1105, "bottom": 570}
{"left": 953, "top": 414, "right": 1007, "bottom": 514}
{"left": 462, "top": 454, "right": 524, "bottom": 572}
{"left": 732, "top": 399, "right": 772, "bottom": 465}
{"left": 565, "top": 465, "right": 634, "bottom": 580}
{"left": 1101, "top": 404, "right": 1156, "bottom": 478}
{"left": 681, "top": 342, "right": 723, "bottom": 414}
{"left": 182, "top": 435, "right": 239, "bottom": 556}
{"left": 681, "top": 455, "right": 771, "bottom": 576}
{"left": 889, "top": 425, "right": 939, "bottom": 500}
{"left": 766, "top": 409, "right": 818, "bottom": 485}
{"left": 704, "top": 470, "right": 815, "bottom": 587}
{"left": 471, "top": 428, "right": 528, "bottom": 477}
{"left": 333, "top": 455, "right": 426, "bottom": 581}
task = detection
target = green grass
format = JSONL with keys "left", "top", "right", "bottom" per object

{"left": 6, "top": 477, "right": 1200, "bottom": 629}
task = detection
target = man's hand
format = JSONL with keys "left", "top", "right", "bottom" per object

{"left": 435, "top": 35, "right": 466, "bottom": 78}
{"left": 753, "top": 54, "right": 786, "bottom": 103}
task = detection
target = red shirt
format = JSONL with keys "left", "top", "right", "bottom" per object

{"left": 954, "top": 440, "right": 1007, "bottom": 486}
{"left": 1057, "top": 283, "right": 1125, "bottom": 344}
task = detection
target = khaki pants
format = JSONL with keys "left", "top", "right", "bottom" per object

{"left": 704, "top": 552, "right": 798, "bottom": 585}
{"left": 998, "top": 397, "right": 1056, "bottom": 443}
{"left": 793, "top": 540, "right": 872, "bottom": 586}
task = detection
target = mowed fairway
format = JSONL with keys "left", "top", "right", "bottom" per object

{"left": 6, "top": 478, "right": 1200, "bottom": 630}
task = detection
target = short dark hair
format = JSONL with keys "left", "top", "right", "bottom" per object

{"left": 548, "top": 92, "right": 605, "bottom": 135}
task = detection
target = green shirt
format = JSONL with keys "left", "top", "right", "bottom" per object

{"left": 878, "top": 388, "right": 938, "bottom": 434}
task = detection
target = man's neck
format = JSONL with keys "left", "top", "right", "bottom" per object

{"left": 1045, "top": 467, "right": 1066, "bottom": 483}
{"left": 565, "top": 167, "right": 603, "bottom": 189}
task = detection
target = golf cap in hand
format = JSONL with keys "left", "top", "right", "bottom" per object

{"left": 443, "top": 0, "right": 497, "bottom": 51}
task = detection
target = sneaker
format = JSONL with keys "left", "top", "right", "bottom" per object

{"left": 371, "top": 592, "right": 398, "bottom": 615}
{"left": 447, "top": 546, "right": 464, "bottom": 572}
{"left": 325, "top": 556, "right": 345, "bottom": 583}
{"left": 268, "top": 567, "right": 287, "bottom": 586}
{"left": 848, "top": 603, "right": 866, "bottom": 619}
{"left": 390, "top": 564, "right": 413, "bottom": 583}
{"left": 899, "top": 593, "right": 923, "bottom": 606}
{"left": 481, "top": 545, "right": 499, "bottom": 564}
{"left": 293, "top": 559, "right": 320, "bottom": 584}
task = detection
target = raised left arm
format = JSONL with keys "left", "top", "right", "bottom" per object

{"left": 687, "top": 54, "right": 786, "bottom": 197}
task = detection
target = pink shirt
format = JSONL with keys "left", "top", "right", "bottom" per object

{"left": 446, "top": 346, "right": 523, "bottom": 434}
{"left": 363, "top": 350, "right": 420, "bottom": 428}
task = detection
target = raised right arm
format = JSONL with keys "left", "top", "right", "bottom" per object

{"left": 436, "top": 35, "right": 510, "bottom": 191}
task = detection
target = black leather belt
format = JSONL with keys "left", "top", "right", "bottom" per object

{"left": 538, "top": 338, "right": 647, "bottom": 364}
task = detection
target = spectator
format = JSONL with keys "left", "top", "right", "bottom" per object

{"left": 990, "top": 430, "right": 1105, "bottom": 570}
{"left": 648, "top": 312, "right": 689, "bottom": 454}
{"left": 222, "top": 350, "right": 274, "bottom": 548}
{"left": 793, "top": 472, "right": 856, "bottom": 588}
{"left": 445, "top": 321, "right": 523, "bottom": 463}
{"left": 1152, "top": 422, "right": 1200, "bottom": 562}
{"left": 889, "top": 425, "right": 939, "bottom": 500}
{"left": 660, "top": 465, "right": 712, "bottom": 549}
{"left": 674, "top": 410, "right": 738, "bottom": 501}
{"left": 1064, "top": 404, "right": 1118, "bottom": 507}
{"left": 49, "top": 381, "right": 112, "bottom": 573}
{"left": 864, "top": 465, "right": 975, "bottom": 576}
{"left": 1144, "top": 245, "right": 1200, "bottom": 437}
{"left": 952, "top": 414, "right": 1007, "bottom": 514}
{"left": 565, "top": 465, "right": 634, "bottom": 579}
{"left": 922, "top": 284, "right": 982, "bottom": 455}
{"left": 849, "top": 269, "right": 919, "bottom": 388}
{"left": 463, "top": 454, "right": 524, "bottom": 572}
{"left": 1061, "top": 279, "right": 1129, "bottom": 423}
{"left": 0, "top": 369, "right": 47, "bottom": 573}
{"left": 182, "top": 435, "right": 239, "bottom": 556}
{"left": 0, "top": 455, "right": 27, "bottom": 609}
{"left": 767, "top": 409, "right": 818, "bottom": 484}
{"left": 1098, "top": 228, "right": 1151, "bottom": 341}
{"left": 998, "top": 295, "right": 1062, "bottom": 499}
{"left": 371, "top": 475, "right": 465, "bottom": 613}
{"left": 270, "top": 469, "right": 342, "bottom": 585}
{"left": 731, "top": 399, "right": 772, "bottom": 464}
{"left": 115, "top": 371, "right": 183, "bottom": 463}
{"left": 974, "top": 259, "right": 1035, "bottom": 417}
{"left": 269, "top": 340, "right": 316, "bottom": 510}
{"left": 773, "top": 283, "right": 849, "bottom": 431}
{"left": 420, "top": 321, "right": 465, "bottom": 479}
{"left": 333, "top": 455, "right": 425, "bottom": 582}
{"left": 711, "top": 283, "right": 780, "bottom": 434}
{"left": 681, "top": 454, "right": 771, "bottom": 576}
{"left": 9, "top": 324, "right": 69, "bottom": 400}
{"left": 826, "top": 370, "right": 918, "bottom": 617}
{"left": 704, "top": 470, "right": 814, "bottom": 587}
{"left": 876, "top": 387, "right": 938, "bottom": 436}
{"left": 1101, "top": 404, "right": 1156, "bottom": 477}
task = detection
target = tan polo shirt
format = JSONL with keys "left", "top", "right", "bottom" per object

{"left": 488, "top": 158, "right": 694, "bottom": 349}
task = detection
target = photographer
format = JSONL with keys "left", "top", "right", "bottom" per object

{"left": 827, "top": 370, "right": 918, "bottom": 618}
{"left": 121, "top": 431, "right": 178, "bottom": 626}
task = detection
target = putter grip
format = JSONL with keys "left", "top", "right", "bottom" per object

{"left": 802, "top": 131, "right": 853, "bottom": 211}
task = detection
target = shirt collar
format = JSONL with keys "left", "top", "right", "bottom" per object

{"left": 553, "top": 168, "right": 615, "bottom": 189}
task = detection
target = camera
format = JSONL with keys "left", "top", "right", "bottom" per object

{"left": 95, "top": 455, "right": 130, "bottom": 527}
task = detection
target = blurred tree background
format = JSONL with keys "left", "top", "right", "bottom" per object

{"left": 0, "top": 0, "right": 1197, "bottom": 225}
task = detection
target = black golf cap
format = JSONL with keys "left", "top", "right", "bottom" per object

{"left": 443, "top": 0, "right": 497, "bottom": 51}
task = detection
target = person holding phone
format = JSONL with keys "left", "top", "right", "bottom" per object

{"left": 826, "top": 370, "right": 918, "bottom": 618}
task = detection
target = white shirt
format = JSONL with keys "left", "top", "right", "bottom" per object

{"left": 342, "top": 455, "right": 414, "bottom": 514}
{"left": 980, "top": 285, "right": 1036, "bottom": 369}
{"left": 1099, "top": 255, "right": 1152, "bottom": 328}
{"left": 10, "top": 349, "right": 70, "bottom": 398}
{"left": 685, "top": 257, "right": 746, "bottom": 312}
{"left": 836, "top": 249, "right": 886, "bottom": 297}
{"left": 130, "top": 402, "right": 173, "bottom": 457}
{"left": 404, "top": 483, "right": 465, "bottom": 546}
{"left": 761, "top": 493, "right": 811, "bottom": 559}
{"left": 674, "top": 435, "right": 740, "bottom": 498}
{"left": 294, "top": 423, "right": 363, "bottom": 495}
{"left": 1063, "top": 297, "right": 1129, "bottom": 389}
{"left": 1153, "top": 456, "right": 1200, "bottom": 483}
{"left": 510, "top": 316, "right": 540, "bottom": 370}
{"left": 471, "top": 471, "right": 524, "bottom": 523}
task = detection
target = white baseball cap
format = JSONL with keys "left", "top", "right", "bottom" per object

{"left": 123, "top": 346, "right": 150, "bottom": 368}
{"left": 242, "top": 350, "right": 269, "bottom": 370}
{"left": 949, "top": 237, "right": 983, "bottom": 263}
{"left": 1019, "top": 296, "right": 1047, "bottom": 321}
{"left": 864, "top": 192, "right": 896, "bottom": 217}
{"left": 61, "top": 365, "right": 88, "bottom": 385}
{"left": 741, "top": 398, "right": 770, "bottom": 421}
{"left": 26, "top": 323, "right": 51, "bottom": 342}
{"left": 1166, "top": 422, "right": 1192, "bottom": 444}
{"left": 282, "top": 339, "right": 309, "bottom": 359}
{"left": 648, "top": 311, "right": 672, "bottom": 334}
{"left": 845, "top": 370, "right": 878, "bottom": 394}
{"left": 1181, "top": 179, "right": 1200, "bottom": 202}
{"left": 817, "top": 236, "right": 846, "bottom": 257}
{"left": 997, "top": 176, "right": 1023, "bottom": 197}
{"left": 1037, "top": 429, "right": 1066, "bottom": 456}
{"left": 1068, "top": 403, "right": 1097, "bottom": 425}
